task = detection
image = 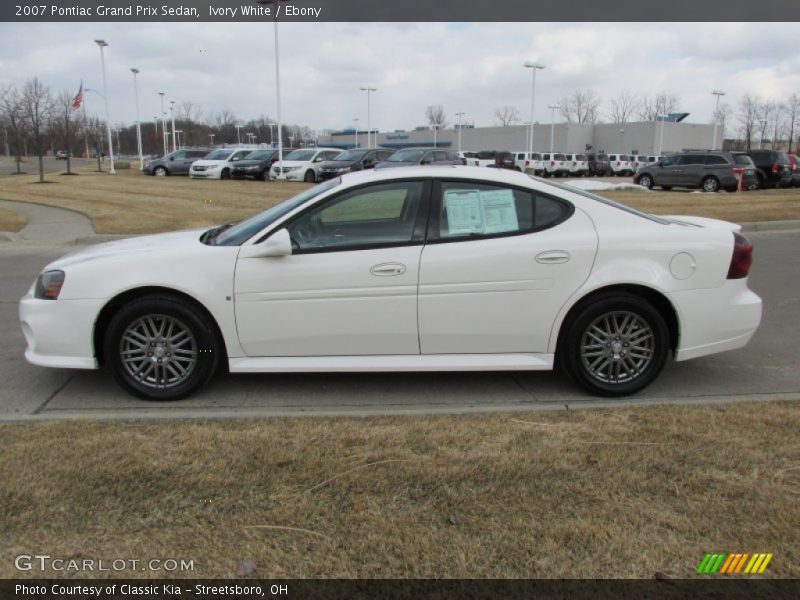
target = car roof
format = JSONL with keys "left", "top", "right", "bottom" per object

{"left": 339, "top": 165, "right": 532, "bottom": 186}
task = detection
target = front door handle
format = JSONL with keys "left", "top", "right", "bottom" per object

{"left": 536, "top": 250, "right": 570, "bottom": 264}
{"left": 370, "top": 262, "right": 406, "bottom": 276}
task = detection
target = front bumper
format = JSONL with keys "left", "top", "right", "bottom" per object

{"left": 270, "top": 169, "right": 305, "bottom": 181}
{"left": 670, "top": 279, "right": 762, "bottom": 362}
{"left": 190, "top": 169, "right": 221, "bottom": 179}
{"left": 19, "top": 293, "right": 103, "bottom": 369}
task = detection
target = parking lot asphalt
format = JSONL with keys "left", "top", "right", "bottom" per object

{"left": 1, "top": 230, "right": 798, "bottom": 421}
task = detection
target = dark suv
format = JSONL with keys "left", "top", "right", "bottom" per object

{"left": 144, "top": 149, "right": 210, "bottom": 176}
{"left": 745, "top": 149, "right": 792, "bottom": 188}
{"left": 634, "top": 151, "right": 757, "bottom": 192}
{"left": 318, "top": 148, "right": 395, "bottom": 180}
{"left": 230, "top": 148, "right": 295, "bottom": 181}
{"left": 586, "top": 152, "right": 611, "bottom": 176}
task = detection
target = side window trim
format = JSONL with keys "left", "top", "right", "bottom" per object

{"left": 282, "top": 179, "right": 433, "bottom": 255}
{"left": 426, "top": 179, "right": 574, "bottom": 245}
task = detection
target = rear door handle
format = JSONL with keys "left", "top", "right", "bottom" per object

{"left": 536, "top": 250, "right": 570, "bottom": 264}
{"left": 370, "top": 262, "right": 406, "bottom": 276}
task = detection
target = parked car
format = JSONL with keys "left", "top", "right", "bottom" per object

{"left": 145, "top": 149, "right": 211, "bottom": 176}
{"left": 608, "top": 154, "right": 633, "bottom": 176}
{"left": 20, "top": 166, "right": 762, "bottom": 401}
{"left": 189, "top": 148, "right": 252, "bottom": 180}
{"left": 745, "top": 149, "right": 793, "bottom": 189}
{"left": 634, "top": 151, "right": 757, "bottom": 192}
{"left": 270, "top": 148, "right": 342, "bottom": 182}
{"left": 541, "top": 153, "right": 569, "bottom": 177}
{"left": 374, "top": 148, "right": 460, "bottom": 169}
{"left": 317, "top": 148, "right": 395, "bottom": 181}
{"left": 55, "top": 150, "right": 69, "bottom": 160}
{"left": 788, "top": 154, "right": 800, "bottom": 187}
{"left": 514, "top": 152, "right": 544, "bottom": 175}
{"left": 587, "top": 152, "right": 611, "bottom": 176}
{"left": 564, "top": 153, "right": 589, "bottom": 177}
{"left": 458, "top": 151, "right": 479, "bottom": 165}
{"left": 646, "top": 155, "right": 663, "bottom": 165}
{"left": 230, "top": 148, "right": 294, "bottom": 181}
{"left": 486, "top": 151, "right": 520, "bottom": 170}
{"left": 462, "top": 150, "right": 507, "bottom": 168}
{"left": 630, "top": 155, "right": 650, "bottom": 173}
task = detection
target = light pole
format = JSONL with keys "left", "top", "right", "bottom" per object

{"left": 257, "top": 0, "right": 289, "bottom": 173}
{"left": 169, "top": 100, "right": 177, "bottom": 153}
{"left": 153, "top": 116, "right": 159, "bottom": 155}
{"left": 547, "top": 105, "right": 557, "bottom": 154}
{"left": 94, "top": 39, "right": 115, "bottom": 173}
{"left": 268, "top": 123, "right": 276, "bottom": 147}
{"left": 158, "top": 92, "right": 167, "bottom": 156}
{"left": 619, "top": 128, "right": 625, "bottom": 154}
{"left": 235, "top": 124, "right": 243, "bottom": 145}
{"left": 432, "top": 124, "right": 439, "bottom": 148}
{"left": 711, "top": 89, "right": 726, "bottom": 150}
{"left": 758, "top": 119, "right": 767, "bottom": 149}
{"left": 209, "top": 133, "right": 215, "bottom": 146}
{"left": 115, "top": 128, "right": 121, "bottom": 155}
{"left": 130, "top": 68, "right": 144, "bottom": 170}
{"left": 175, "top": 130, "right": 183, "bottom": 149}
{"left": 523, "top": 61, "right": 545, "bottom": 156}
{"left": 353, "top": 117, "right": 359, "bottom": 148}
{"left": 657, "top": 114, "right": 667, "bottom": 156}
{"left": 360, "top": 86, "right": 377, "bottom": 148}
{"left": 455, "top": 111, "right": 465, "bottom": 153}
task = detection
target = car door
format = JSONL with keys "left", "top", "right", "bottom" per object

{"left": 234, "top": 179, "right": 430, "bottom": 357}
{"left": 418, "top": 180, "right": 598, "bottom": 354}
{"left": 167, "top": 150, "right": 189, "bottom": 174}
{"left": 673, "top": 155, "right": 705, "bottom": 186}
{"left": 655, "top": 155, "right": 680, "bottom": 185}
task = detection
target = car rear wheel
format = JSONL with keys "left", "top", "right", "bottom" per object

{"left": 220, "top": 168, "right": 231, "bottom": 180}
{"left": 637, "top": 174, "right": 654, "bottom": 189}
{"left": 104, "top": 295, "right": 221, "bottom": 401}
{"left": 153, "top": 166, "right": 168, "bottom": 176}
{"left": 560, "top": 293, "right": 669, "bottom": 397}
{"left": 304, "top": 169, "right": 316, "bottom": 183}
{"left": 701, "top": 176, "right": 721, "bottom": 193}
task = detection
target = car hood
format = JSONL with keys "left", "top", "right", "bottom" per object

{"left": 46, "top": 229, "right": 208, "bottom": 270}
{"left": 192, "top": 159, "right": 228, "bottom": 167}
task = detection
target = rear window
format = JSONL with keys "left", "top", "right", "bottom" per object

{"left": 531, "top": 153, "right": 542, "bottom": 160}
{"left": 575, "top": 154, "right": 587, "bottom": 160}
{"left": 733, "top": 154, "right": 754, "bottom": 166}
{"left": 477, "top": 151, "right": 496, "bottom": 159}
{"left": 554, "top": 154, "right": 566, "bottom": 160}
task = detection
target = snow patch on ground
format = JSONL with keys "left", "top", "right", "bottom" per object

{"left": 561, "top": 179, "right": 649, "bottom": 192}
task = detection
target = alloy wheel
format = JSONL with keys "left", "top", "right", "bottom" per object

{"left": 580, "top": 311, "right": 654, "bottom": 384}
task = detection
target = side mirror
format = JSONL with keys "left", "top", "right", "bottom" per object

{"left": 239, "top": 228, "right": 293, "bottom": 258}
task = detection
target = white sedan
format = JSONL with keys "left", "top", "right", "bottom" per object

{"left": 19, "top": 167, "right": 762, "bottom": 401}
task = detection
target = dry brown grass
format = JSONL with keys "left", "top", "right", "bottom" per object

{"left": 1, "top": 401, "right": 797, "bottom": 579}
{"left": 0, "top": 207, "right": 26, "bottom": 232}
{"left": 0, "top": 166, "right": 798, "bottom": 235}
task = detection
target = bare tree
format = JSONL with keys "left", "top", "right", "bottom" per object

{"left": 52, "top": 90, "right": 82, "bottom": 175}
{"left": 758, "top": 101, "right": 774, "bottom": 149}
{"left": 770, "top": 103, "right": 785, "bottom": 150}
{"left": 425, "top": 105, "right": 448, "bottom": 129}
{"left": 786, "top": 92, "right": 799, "bottom": 154}
{"left": 557, "top": 89, "right": 601, "bottom": 124}
{"left": 0, "top": 85, "right": 28, "bottom": 174}
{"left": 712, "top": 102, "right": 733, "bottom": 146}
{"left": 20, "top": 78, "right": 53, "bottom": 182}
{"left": 609, "top": 90, "right": 638, "bottom": 124}
{"left": 737, "top": 94, "right": 760, "bottom": 150}
{"left": 494, "top": 105, "right": 520, "bottom": 126}
{"left": 636, "top": 92, "right": 680, "bottom": 121}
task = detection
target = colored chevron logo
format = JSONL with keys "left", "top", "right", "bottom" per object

{"left": 696, "top": 552, "right": 773, "bottom": 574}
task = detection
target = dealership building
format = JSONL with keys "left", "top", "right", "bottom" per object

{"left": 318, "top": 116, "right": 716, "bottom": 156}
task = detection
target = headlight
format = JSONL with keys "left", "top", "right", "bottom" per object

{"left": 207, "top": 164, "right": 221, "bottom": 170}
{"left": 287, "top": 167, "right": 301, "bottom": 172}
{"left": 34, "top": 270, "right": 65, "bottom": 300}
{"left": 246, "top": 165, "right": 260, "bottom": 171}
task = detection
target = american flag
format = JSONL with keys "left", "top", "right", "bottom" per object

{"left": 71, "top": 81, "right": 83, "bottom": 110}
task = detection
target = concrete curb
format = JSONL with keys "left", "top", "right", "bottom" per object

{"left": 740, "top": 219, "right": 800, "bottom": 233}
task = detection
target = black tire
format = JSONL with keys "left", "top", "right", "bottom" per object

{"left": 661, "top": 185, "right": 672, "bottom": 191}
{"left": 153, "top": 166, "right": 168, "bottom": 176}
{"left": 701, "top": 176, "right": 720, "bottom": 193}
{"left": 104, "top": 295, "right": 221, "bottom": 401}
{"left": 220, "top": 168, "right": 231, "bottom": 180}
{"left": 559, "top": 293, "right": 670, "bottom": 397}
{"left": 637, "top": 174, "right": 654, "bottom": 189}
{"left": 304, "top": 169, "right": 316, "bottom": 183}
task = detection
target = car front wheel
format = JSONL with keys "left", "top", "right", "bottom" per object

{"left": 153, "top": 167, "right": 168, "bottom": 176}
{"left": 104, "top": 295, "right": 221, "bottom": 401}
{"left": 702, "top": 176, "right": 720, "bottom": 193}
{"left": 560, "top": 293, "right": 669, "bottom": 397}
{"left": 304, "top": 169, "right": 316, "bottom": 183}
{"left": 637, "top": 174, "right": 654, "bottom": 189}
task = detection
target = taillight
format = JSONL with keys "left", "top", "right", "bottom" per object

{"left": 524, "top": 160, "right": 529, "bottom": 167}
{"left": 727, "top": 232, "right": 753, "bottom": 279}
{"left": 771, "top": 163, "right": 780, "bottom": 174}
{"left": 550, "top": 161, "right": 555, "bottom": 167}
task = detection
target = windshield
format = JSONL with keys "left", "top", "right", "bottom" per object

{"left": 284, "top": 150, "right": 316, "bottom": 161}
{"left": 205, "top": 150, "right": 232, "bottom": 160}
{"left": 245, "top": 150, "right": 273, "bottom": 160}
{"left": 333, "top": 149, "right": 368, "bottom": 161}
{"left": 387, "top": 149, "right": 425, "bottom": 162}
{"left": 213, "top": 178, "right": 342, "bottom": 246}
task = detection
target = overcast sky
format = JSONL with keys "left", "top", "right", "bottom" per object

{"left": 2, "top": 22, "right": 798, "bottom": 132}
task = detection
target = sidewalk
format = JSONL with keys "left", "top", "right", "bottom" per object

{"left": 0, "top": 199, "right": 95, "bottom": 244}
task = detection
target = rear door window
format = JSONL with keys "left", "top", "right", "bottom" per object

{"left": 705, "top": 155, "right": 729, "bottom": 165}
{"left": 676, "top": 155, "right": 705, "bottom": 165}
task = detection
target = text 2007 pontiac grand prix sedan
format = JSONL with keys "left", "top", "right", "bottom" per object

{"left": 19, "top": 167, "right": 762, "bottom": 401}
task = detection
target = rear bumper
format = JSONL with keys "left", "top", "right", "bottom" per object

{"left": 19, "top": 294, "right": 102, "bottom": 369}
{"left": 670, "top": 279, "right": 762, "bottom": 362}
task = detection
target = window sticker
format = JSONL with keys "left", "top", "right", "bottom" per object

{"left": 443, "top": 188, "right": 519, "bottom": 236}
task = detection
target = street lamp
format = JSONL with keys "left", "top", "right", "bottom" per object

{"left": 711, "top": 90, "right": 726, "bottom": 150}
{"left": 158, "top": 92, "right": 167, "bottom": 156}
{"left": 153, "top": 116, "right": 159, "bottom": 155}
{"left": 257, "top": 0, "right": 289, "bottom": 173}
{"left": 757, "top": 119, "right": 767, "bottom": 149}
{"left": 619, "top": 128, "right": 626, "bottom": 154}
{"left": 130, "top": 68, "right": 144, "bottom": 170}
{"left": 353, "top": 117, "right": 359, "bottom": 148}
{"left": 209, "top": 133, "right": 215, "bottom": 146}
{"left": 523, "top": 61, "right": 545, "bottom": 156}
{"left": 235, "top": 124, "right": 243, "bottom": 145}
{"left": 360, "top": 86, "right": 377, "bottom": 148}
{"left": 175, "top": 130, "right": 183, "bottom": 149}
{"left": 94, "top": 39, "right": 115, "bottom": 173}
{"left": 169, "top": 100, "right": 177, "bottom": 153}
{"left": 432, "top": 124, "right": 440, "bottom": 148}
{"left": 547, "top": 105, "right": 557, "bottom": 154}
{"left": 657, "top": 113, "right": 668, "bottom": 156}
{"left": 455, "top": 111, "right": 465, "bottom": 153}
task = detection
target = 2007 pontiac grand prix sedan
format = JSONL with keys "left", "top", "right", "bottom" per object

{"left": 19, "top": 166, "right": 762, "bottom": 401}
